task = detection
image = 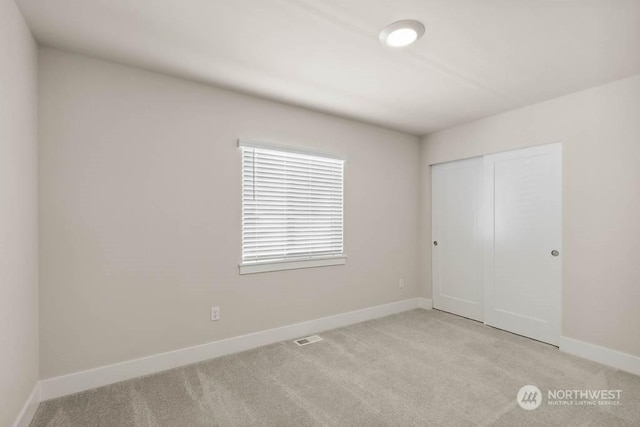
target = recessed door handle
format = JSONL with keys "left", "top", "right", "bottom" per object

{"left": 551, "top": 250, "right": 559, "bottom": 257}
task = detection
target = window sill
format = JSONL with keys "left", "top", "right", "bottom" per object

{"left": 239, "top": 256, "right": 346, "bottom": 275}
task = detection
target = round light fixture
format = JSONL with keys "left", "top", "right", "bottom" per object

{"left": 379, "top": 20, "right": 425, "bottom": 47}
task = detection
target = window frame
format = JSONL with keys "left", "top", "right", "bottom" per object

{"left": 238, "top": 139, "right": 347, "bottom": 275}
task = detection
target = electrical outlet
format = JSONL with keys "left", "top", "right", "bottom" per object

{"left": 211, "top": 306, "right": 220, "bottom": 321}
{"left": 398, "top": 279, "right": 405, "bottom": 289}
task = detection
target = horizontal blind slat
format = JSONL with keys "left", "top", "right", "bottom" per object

{"left": 243, "top": 237, "right": 343, "bottom": 246}
{"left": 249, "top": 152, "right": 343, "bottom": 166}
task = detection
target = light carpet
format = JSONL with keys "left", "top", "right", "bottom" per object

{"left": 31, "top": 309, "right": 640, "bottom": 426}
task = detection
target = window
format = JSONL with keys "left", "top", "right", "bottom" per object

{"left": 239, "top": 140, "right": 345, "bottom": 274}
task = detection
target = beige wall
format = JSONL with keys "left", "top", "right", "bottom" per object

{"left": 38, "top": 48, "right": 420, "bottom": 379}
{"left": 0, "top": 0, "right": 39, "bottom": 424}
{"left": 419, "top": 74, "right": 640, "bottom": 357}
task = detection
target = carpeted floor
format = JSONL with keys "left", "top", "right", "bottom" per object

{"left": 31, "top": 309, "right": 640, "bottom": 426}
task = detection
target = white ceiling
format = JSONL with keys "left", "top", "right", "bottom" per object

{"left": 17, "top": 0, "right": 640, "bottom": 135}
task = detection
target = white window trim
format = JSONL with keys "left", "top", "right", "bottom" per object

{"left": 238, "top": 139, "right": 348, "bottom": 162}
{"left": 239, "top": 255, "right": 347, "bottom": 275}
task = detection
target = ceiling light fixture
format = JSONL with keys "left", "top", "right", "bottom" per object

{"left": 379, "top": 20, "right": 425, "bottom": 47}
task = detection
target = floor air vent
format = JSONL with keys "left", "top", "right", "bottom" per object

{"left": 294, "top": 335, "right": 323, "bottom": 346}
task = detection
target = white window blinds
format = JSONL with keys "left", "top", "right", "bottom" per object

{"left": 240, "top": 141, "right": 344, "bottom": 265}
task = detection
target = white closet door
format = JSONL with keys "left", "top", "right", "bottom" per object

{"left": 483, "top": 143, "right": 562, "bottom": 345}
{"left": 432, "top": 157, "right": 483, "bottom": 321}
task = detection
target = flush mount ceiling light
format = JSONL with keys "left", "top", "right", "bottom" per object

{"left": 379, "top": 20, "right": 425, "bottom": 47}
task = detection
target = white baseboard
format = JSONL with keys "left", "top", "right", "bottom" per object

{"left": 560, "top": 336, "right": 640, "bottom": 377}
{"left": 41, "top": 298, "right": 421, "bottom": 401}
{"left": 13, "top": 381, "right": 41, "bottom": 427}
{"left": 417, "top": 297, "right": 433, "bottom": 309}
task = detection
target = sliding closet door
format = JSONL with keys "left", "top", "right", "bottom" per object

{"left": 483, "top": 143, "right": 562, "bottom": 345}
{"left": 432, "top": 158, "right": 483, "bottom": 321}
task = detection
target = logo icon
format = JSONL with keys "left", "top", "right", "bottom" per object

{"left": 517, "top": 385, "right": 542, "bottom": 410}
